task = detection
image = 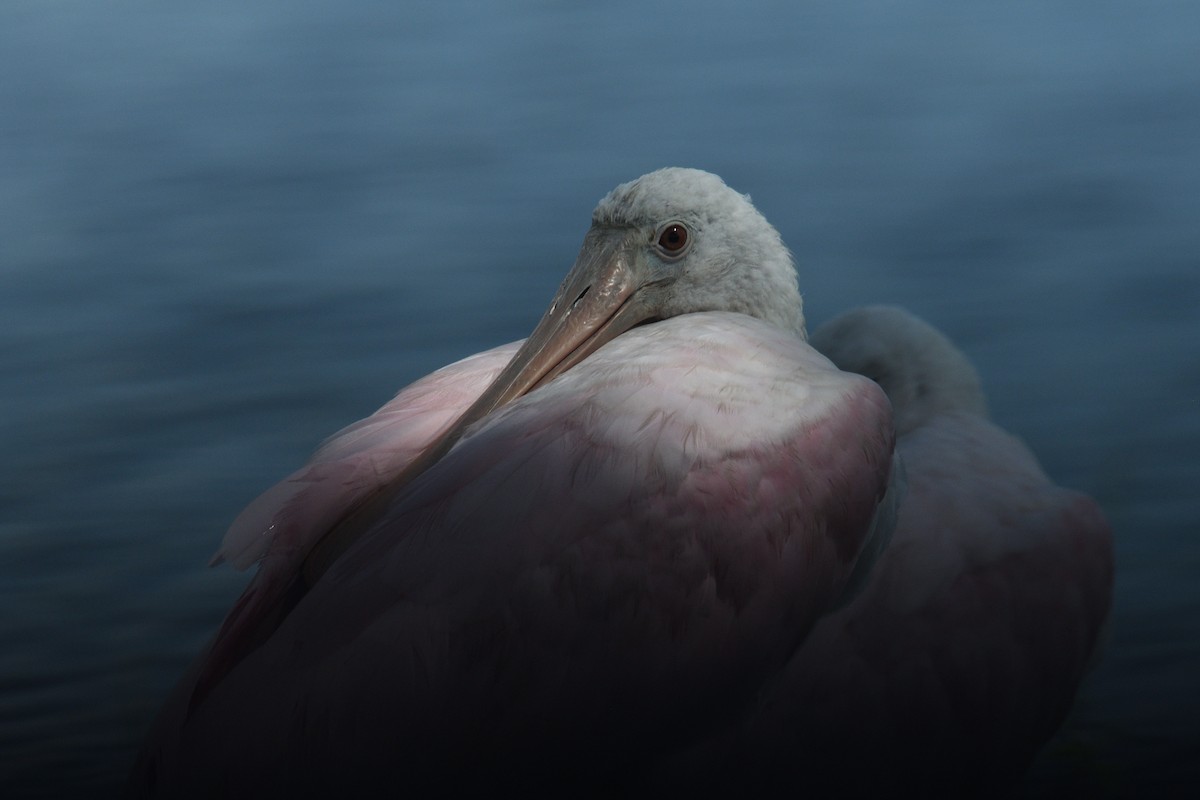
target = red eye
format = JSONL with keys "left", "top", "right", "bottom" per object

{"left": 657, "top": 223, "right": 689, "bottom": 255}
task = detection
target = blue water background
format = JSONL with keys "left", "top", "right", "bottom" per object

{"left": 1, "top": 1, "right": 1197, "bottom": 796}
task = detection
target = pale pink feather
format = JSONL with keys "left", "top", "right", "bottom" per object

{"left": 654, "top": 412, "right": 1114, "bottom": 796}
{"left": 134, "top": 313, "right": 898, "bottom": 797}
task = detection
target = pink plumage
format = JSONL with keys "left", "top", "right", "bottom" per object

{"left": 134, "top": 314, "right": 898, "bottom": 797}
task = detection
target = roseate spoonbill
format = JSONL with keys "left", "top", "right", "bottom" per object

{"left": 129, "top": 171, "right": 1109, "bottom": 797}
{"left": 651, "top": 306, "right": 1114, "bottom": 796}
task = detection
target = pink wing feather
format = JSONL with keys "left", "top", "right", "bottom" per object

{"left": 136, "top": 313, "right": 898, "bottom": 796}
{"left": 214, "top": 341, "right": 522, "bottom": 571}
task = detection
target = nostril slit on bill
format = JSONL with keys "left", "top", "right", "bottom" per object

{"left": 571, "top": 287, "right": 590, "bottom": 310}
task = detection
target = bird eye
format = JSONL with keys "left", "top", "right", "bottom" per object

{"left": 656, "top": 223, "right": 689, "bottom": 257}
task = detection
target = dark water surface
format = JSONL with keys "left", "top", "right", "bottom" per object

{"left": 2, "top": 1, "right": 1197, "bottom": 796}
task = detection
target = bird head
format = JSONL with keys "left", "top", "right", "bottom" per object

{"left": 473, "top": 168, "right": 806, "bottom": 410}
